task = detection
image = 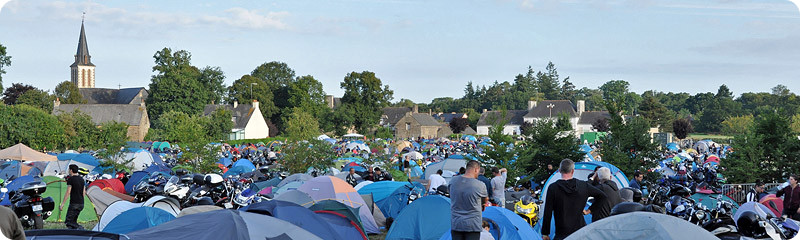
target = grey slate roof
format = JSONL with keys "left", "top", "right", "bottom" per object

{"left": 411, "top": 113, "right": 442, "bottom": 127}
{"left": 381, "top": 107, "right": 412, "bottom": 126}
{"left": 578, "top": 111, "right": 611, "bottom": 124}
{"left": 432, "top": 113, "right": 467, "bottom": 123}
{"left": 523, "top": 100, "right": 578, "bottom": 119}
{"left": 79, "top": 88, "right": 148, "bottom": 104}
{"left": 477, "top": 110, "right": 528, "bottom": 126}
{"left": 203, "top": 104, "right": 256, "bottom": 129}
{"left": 53, "top": 104, "right": 145, "bottom": 126}
{"left": 462, "top": 126, "right": 477, "bottom": 135}
{"left": 70, "top": 22, "right": 94, "bottom": 67}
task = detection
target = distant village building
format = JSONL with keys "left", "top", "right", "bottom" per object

{"left": 394, "top": 111, "right": 443, "bottom": 139}
{"left": 380, "top": 107, "right": 413, "bottom": 129}
{"left": 325, "top": 95, "right": 342, "bottom": 109}
{"left": 53, "top": 20, "right": 151, "bottom": 142}
{"left": 203, "top": 100, "right": 271, "bottom": 140}
{"left": 476, "top": 100, "right": 610, "bottom": 136}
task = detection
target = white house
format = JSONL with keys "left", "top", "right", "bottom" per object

{"left": 476, "top": 100, "right": 610, "bottom": 136}
{"left": 203, "top": 100, "right": 270, "bottom": 140}
{"left": 476, "top": 110, "right": 527, "bottom": 135}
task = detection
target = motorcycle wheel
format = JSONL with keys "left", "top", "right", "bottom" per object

{"left": 33, "top": 215, "right": 43, "bottom": 229}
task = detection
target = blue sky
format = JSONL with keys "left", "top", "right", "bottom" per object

{"left": 0, "top": 0, "right": 799, "bottom": 103}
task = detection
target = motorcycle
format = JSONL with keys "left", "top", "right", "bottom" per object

{"left": 664, "top": 195, "right": 708, "bottom": 226}
{"left": 3, "top": 180, "right": 55, "bottom": 229}
{"left": 133, "top": 172, "right": 169, "bottom": 202}
{"left": 514, "top": 195, "right": 541, "bottom": 228}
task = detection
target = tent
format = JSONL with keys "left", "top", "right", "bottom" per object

{"left": 231, "top": 159, "right": 256, "bottom": 172}
{"left": 565, "top": 212, "right": 717, "bottom": 239}
{"left": 385, "top": 195, "right": 451, "bottom": 240}
{"left": 309, "top": 200, "right": 368, "bottom": 240}
{"left": 539, "top": 161, "right": 629, "bottom": 237}
{"left": 93, "top": 201, "right": 140, "bottom": 231}
{"left": 86, "top": 186, "right": 124, "bottom": 217}
{"left": 102, "top": 206, "right": 176, "bottom": 234}
{"left": 462, "top": 135, "right": 478, "bottom": 142}
{"left": 141, "top": 196, "right": 181, "bottom": 217}
{"left": 223, "top": 165, "right": 254, "bottom": 178}
{"left": 403, "top": 151, "right": 423, "bottom": 160}
{"left": 345, "top": 142, "right": 370, "bottom": 152}
{"left": 217, "top": 158, "right": 232, "bottom": 167}
{"left": 273, "top": 190, "right": 316, "bottom": 207}
{"left": 356, "top": 181, "right": 410, "bottom": 202}
{"left": 152, "top": 142, "right": 171, "bottom": 151}
{"left": 360, "top": 194, "right": 387, "bottom": 228}
{"left": 41, "top": 176, "right": 98, "bottom": 223}
{"left": 42, "top": 159, "right": 97, "bottom": 177}
{"left": 354, "top": 181, "right": 373, "bottom": 191}
{"left": 127, "top": 209, "right": 322, "bottom": 240}
{"left": 376, "top": 182, "right": 425, "bottom": 219}
{"left": 666, "top": 142, "right": 679, "bottom": 151}
{"left": 423, "top": 157, "right": 467, "bottom": 180}
{"left": 299, "top": 176, "right": 380, "bottom": 234}
{"left": 240, "top": 200, "right": 346, "bottom": 240}
{"left": 274, "top": 181, "right": 304, "bottom": 196}
{"left": 23, "top": 229, "right": 127, "bottom": 240}
{"left": 395, "top": 141, "right": 413, "bottom": 151}
{"left": 316, "top": 134, "right": 331, "bottom": 140}
{"left": 343, "top": 133, "right": 365, "bottom": 138}
{"left": 277, "top": 173, "right": 313, "bottom": 188}
{"left": 693, "top": 140, "right": 716, "bottom": 153}
{"left": 249, "top": 178, "right": 281, "bottom": 193}
{"left": 482, "top": 206, "right": 538, "bottom": 240}
{"left": 88, "top": 178, "right": 126, "bottom": 194}
{"left": 177, "top": 205, "right": 222, "bottom": 218}
{"left": 0, "top": 161, "right": 34, "bottom": 180}
{"left": 0, "top": 143, "right": 57, "bottom": 161}
{"left": 118, "top": 149, "right": 156, "bottom": 171}
{"left": 760, "top": 194, "right": 784, "bottom": 217}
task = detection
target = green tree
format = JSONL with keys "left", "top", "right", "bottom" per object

{"left": 149, "top": 111, "right": 208, "bottom": 143}
{"left": 283, "top": 108, "right": 320, "bottom": 140}
{"left": 339, "top": 71, "right": 394, "bottom": 134}
{"left": 204, "top": 108, "right": 233, "bottom": 141}
{"left": 54, "top": 81, "right": 86, "bottom": 104}
{"left": 3, "top": 83, "right": 34, "bottom": 105}
{"left": 792, "top": 114, "right": 800, "bottom": 133}
{"left": 279, "top": 140, "right": 336, "bottom": 174}
{"left": 472, "top": 110, "right": 521, "bottom": 184}
{"left": 599, "top": 80, "right": 637, "bottom": 114}
{"left": 698, "top": 85, "right": 742, "bottom": 133}
{"left": 461, "top": 108, "right": 480, "bottom": 129}
{"left": 287, "top": 75, "right": 328, "bottom": 129}
{"left": 96, "top": 121, "right": 129, "bottom": 152}
{"left": 519, "top": 117, "right": 584, "bottom": 182}
{"left": 720, "top": 115, "right": 754, "bottom": 136}
{"left": 146, "top": 48, "right": 225, "bottom": 121}
{"left": 536, "top": 62, "right": 562, "bottom": 100}
{"left": 0, "top": 43, "right": 10, "bottom": 88}
{"left": 599, "top": 103, "right": 660, "bottom": 177}
{"left": 374, "top": 126, "right": 393, "bottom": 139}
{"left": 724, "top": 112, "right": 800, "bottom": 183}
{"left": 672, "top": 118, "right": 693, "bottom": 140}
{"left": 0, "top": 104, "right": 65, "bottom": 150}
{"left": 639, "top": 94, "right": 674, "bottom": 132}
{"left": 228, "top": 74, "right": 278, "bottom": 119}
{"left": 57, "top": 110, "right": 97, "bottom": 150}
{"left": 17, "top": 89, "right": 55, "bottom": 112}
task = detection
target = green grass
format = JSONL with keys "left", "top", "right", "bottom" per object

{"left": 687, "top": 133, "right": 733, "bottom": 140}
{"left": 368, "top": 231, "right": 387, "bottom": 240}
{"left": 42, "top": 221, "right": 97, "bottom": 230}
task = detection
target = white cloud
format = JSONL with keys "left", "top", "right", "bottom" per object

{"left": 201, "top": 7, "right": 289, "bottom": 30}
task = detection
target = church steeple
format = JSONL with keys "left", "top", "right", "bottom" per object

{"left": 70, "top": 16, "right": 96, "bottom": 88}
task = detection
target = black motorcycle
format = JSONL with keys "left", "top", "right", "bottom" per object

{"left": 3, "top": 180, "right": 55, "bottom": 229}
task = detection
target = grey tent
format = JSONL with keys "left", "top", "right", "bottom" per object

{"left": 273, "top": 190, "right": 316, "bottom": 207}
{"left": 360, "top": 194, "right": 386, "bottom": 228}
{"left": 177, "top": 205, "right": 223, "bottom": 218}
{"left": 277, "top": 173, "right": 313, "bottom": 188}
{"left": 127, "top": 209, "right": 321, "bottom": 240}
{"left": 565, "top": 212, "right": 717, "bottom": 240}
{"left": 86, "top": 186, "right": 123, "bottom": 217}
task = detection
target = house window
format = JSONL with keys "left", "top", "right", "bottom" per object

{"left": 405, "top": 123, "right": 411, "bottom": 131}
{"left": 232, "top": 116, "right": 237, "bottom": 123}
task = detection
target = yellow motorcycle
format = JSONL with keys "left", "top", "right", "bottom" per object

{"left": 514, "top": 195, "right": 541, "bottom": 227}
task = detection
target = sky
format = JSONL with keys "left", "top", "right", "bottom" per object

{"left": 0, "top": 0, "right": 799, "bottom": 103}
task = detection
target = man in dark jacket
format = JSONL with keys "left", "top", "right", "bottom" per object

{"left": 477, "top": 167, "right": 493, "bottom": 200}
{"left": 541, "top": 159, "right": 607, "bottom": 240}
{"left": 586, "top": 167, "right": 622, "bottom": 222}
{"left": 777, "top": 174, "right": 800, "bottom": 220}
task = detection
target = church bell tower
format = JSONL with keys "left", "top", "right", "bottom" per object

{"left": 70, "top": 17, "right": 95, "bottom": 88}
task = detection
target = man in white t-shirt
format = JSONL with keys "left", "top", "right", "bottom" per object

{"left": 428, "top": 169, "right": 447, "bottom": 194}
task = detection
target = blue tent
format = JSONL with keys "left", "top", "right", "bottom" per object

{"left": 309, "top": 200, "right": 368, "bottom": 240}
{"left": 386, "top": 195, "right": 451, "bottom": 240}
{"left": 356, "top": 181, "right": 409, "bottom": 202}
{"left": 217, "top": 158, "right": 232, "bottom": 167}
{"left": 483, "top": 206, "right": 539, "bottom": 240}
{"left": 240, "top": 200, "right": 345, "bottom": 240}
{"left": 124, "top": 171, "right": 150, "bottom": 194}
{"left": 666, "top": 142, "right": 679, "bottom": 151}
{"left": 56, "top": 153, "right": 101, "bottom": 166}
{"left": 343, "top": 164, "right": 367, "bottom": 173}
{"left": 376, "top": 182, "right": 425, "bottom": 219}
{"left": 232, "top": 159, "right": 256, "bottom": 172}
{"left": 0, "top": 161, "right": 23, "bottom": 180}
{"left": 103, "top": 207, "right": 175, "bottom": 234}
{"left": 223, "top": 165, "right": 253, "bottom": 178}
{"left": 462, "top": 135, "right": 477, "bottom": 142}
{"left": 143, "top": 163, "right": 171, "bottom": 174}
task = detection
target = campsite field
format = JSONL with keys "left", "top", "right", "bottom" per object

{"left": 687, "top": 133, "right": 732, "bottom": 140}
{"left": 369, "top": 231, "right": 387, "bottom": 240}
{"left": 43, "top": 221, "right": 97, "bottom": 230}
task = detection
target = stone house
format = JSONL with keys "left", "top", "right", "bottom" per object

{"left": 53, "top": 101, "right": 151, "bottom": 141}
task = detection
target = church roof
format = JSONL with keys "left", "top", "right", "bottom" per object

{"left": 79, "top": 88, "right": 147, "bottom": 104}
{"left": 70, "top": 22, "right": 94, "bottom": 67}
{"left": 53, "top": 104, "right": 146, "bottom": 126}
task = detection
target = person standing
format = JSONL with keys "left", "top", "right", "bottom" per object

{"left": 428, "top": 169, "right": 447, "bottom": 194}
{"left": 628, "top": 171, "right": 643, "bottom": 191}
{"left": 746, "top": 181, "right": 767, "bottom": 202}
{"left": 477, "top": 168, "right": 493, "bottom": 201}
{"left": 541, "top": 159, "right": 606, "bottom": 240}
{"left": 60, "top": 164, "right": 85, "bottom": 229}
{"left": 450, "top": 160, "right": 488, "bottom": 240}
{"left": 345, "top": 168, "right": 359, "bottom": 187}
{"left": 586, "top": 167, "right": 622, "bottom": 222}
{"left": 491, "top": 167, "right": 507, "bottom": 207}
{"left": 777, "top": 174, "right": 800, "bottom": 220}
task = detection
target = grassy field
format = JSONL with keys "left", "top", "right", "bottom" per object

{"left": 368, "top": 231, "right": 387, "bottom": 240}
{"left": 687, "top": 133, "right": 733, "bottom": 140}
{"left": 42, "top": 221, "right": 97, "bottom": 230}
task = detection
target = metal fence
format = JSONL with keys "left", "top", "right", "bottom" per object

{"left": 722, "top": 183, "right": 782, "bottom": 204}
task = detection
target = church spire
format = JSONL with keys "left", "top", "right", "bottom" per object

{"left": 71, "top": 19, "right": 94, "bottom": 67}
{"left": 71, "top": 18, "right": 96, "bottom": 88}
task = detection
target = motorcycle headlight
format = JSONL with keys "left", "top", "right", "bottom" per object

{"left": 674, "top": 205, "right": 685, "bottom": 213}
{"left": 695, "top": 210, "right": 706, "bottom": 220}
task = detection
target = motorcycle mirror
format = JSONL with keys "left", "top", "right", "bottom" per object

{"left": 0, "top": 188, "right": 6, "bottom": 193}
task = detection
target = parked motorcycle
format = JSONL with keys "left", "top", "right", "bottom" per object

{"left": 2, "top": 180, "right": 55, "bottom": 229}
{"left": 514, "top": 195, "right": 541, "bottom": 228}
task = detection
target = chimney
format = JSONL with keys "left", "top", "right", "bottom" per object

{"left": 325, "top": 95, "right": 334, "bottom": 108}
{"left": 429, "top": 109, "right": 432, "bottom": 115}
{"left": 528, "top": 100, "right": 537, "bottom": 110}
{"left": 577, "top": 100, "right": 585, "bottom": 115}
{"left": 252, "top": 99, "right": 259, "bottom": 110}
{"left": 53, "top": 98, "right": 60, "bottom": 108}
{"left": 413, "top": 105, "right": 419, "bottom": 113}
{"left": 233, "top": 100, "right": 238, "bottom": 109}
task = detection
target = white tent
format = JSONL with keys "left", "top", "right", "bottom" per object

{"left": 42, "top": 160, "right": 96, "bottom": 176}
{"left": 118, "top": 150, "right": 155, "bottom": 171}
{"left": 316, "top": 134, "right": 330, "bottom": 140}
{"left": 342, "top": 133, "right": 364, "bottom": 138}
{"left": 565, "top": 212, "right": 717, "bottom": 240}
{"left": 141, "top": 196, "right": 180, "bottom": 217}
{"left": 354, "top": 181, "right": 373, "bottom": 191}
{"left": 93, "top": 201, "right": 140, "bottom": 231}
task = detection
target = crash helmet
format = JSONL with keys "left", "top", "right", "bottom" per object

{"left": 204, "top": 173, "right": 224, "bottom": 187}
{"left": 520, "top": 195, "right": 534, "bottom": 205}
{"left": 736, "top": 211, "right": 763, "bottom": 237}
{"left": 174, "top": 168, "right": 188, "bottom": 176}
{"left": 192, "top": 174, "right": 206, "bottom": 185}
{"left": 78, "top": 167, "right": 89, "bottom": 176}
